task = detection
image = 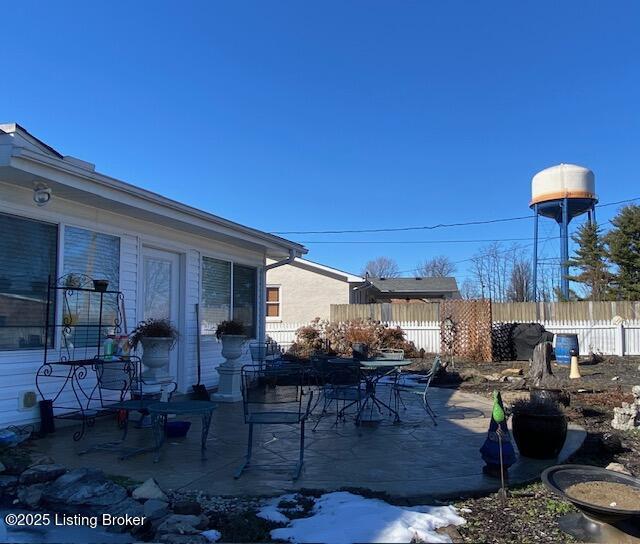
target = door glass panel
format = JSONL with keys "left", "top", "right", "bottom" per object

{"left": 144, "top": 258, "right": 172, "bottom": 320}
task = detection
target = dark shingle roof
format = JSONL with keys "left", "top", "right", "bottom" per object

{"left": 367, "top": 277, "right": 458, "bottom": 294}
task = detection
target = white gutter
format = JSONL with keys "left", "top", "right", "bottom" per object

{"left": 264, "top": 249, "right": 297, "bottom": 271}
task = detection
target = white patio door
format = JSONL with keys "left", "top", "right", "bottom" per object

{"left": 142, "top": 247, "right": 181, "bottom": 382}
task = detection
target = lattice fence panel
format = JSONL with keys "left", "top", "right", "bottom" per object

{"left": 440, "top": 299, "right": 492, "bottom": 362}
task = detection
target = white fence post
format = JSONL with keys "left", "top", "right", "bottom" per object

{"left": 615, "top": 323, "right": 625, "bottom": 356}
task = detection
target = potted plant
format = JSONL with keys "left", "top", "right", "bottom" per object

{"left": 129, "top": 318, "right": 179, "bottom": 380}
{"left": 215, "top": 320, "right": 246, "bottom": 361}
{"left": 511, "top": 397, "right": 568, "bottom": 459}
{"left": 64, "top": 273, "right": 83, "bottom": 289}
{"left": 92, "top": 279, "right": 109, "bottom": 292}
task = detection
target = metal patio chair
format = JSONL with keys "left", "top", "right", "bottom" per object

{"left": 390, "top": 355, "right": 440, "bottom": 425}
{"left": 80, "top": 358, "right": 177, "bottom": 458}
{"left": 249, "top": 341, "right": 281, "bottom": 369}
{"left": 312, "top": 361, "right": 363, "bottom": 431}
{"left": 235, "top": 364, "right": 313, "bottom": 481}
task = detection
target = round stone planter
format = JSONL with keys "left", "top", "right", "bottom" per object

{"left": 140, "top": 337, "right": 174, "bottom": 380}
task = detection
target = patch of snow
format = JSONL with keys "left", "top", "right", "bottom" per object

{"left": 269, "top": 492, "right": 465, "bottom": 544}
{"left": 258, "top": 504, "right": 290, "bottom": 524}
{"left": 257, "top": 494, "right": 297, "bottom": 524}
{"left": 201, "top": 529, "right": 222, "bottom": 542}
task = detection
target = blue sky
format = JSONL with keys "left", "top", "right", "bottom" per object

{"left": 3, "top": 1, "right": 639, "bottom": 283}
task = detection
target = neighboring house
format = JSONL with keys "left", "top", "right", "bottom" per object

{"left": 0, "top": 123, "right": 305, "bottom": 426}
{"left": 265, "top": 258, "right": 364, "bottom": 322}
{"left": 352, "top": 277, "right": 460, "bottom": 303}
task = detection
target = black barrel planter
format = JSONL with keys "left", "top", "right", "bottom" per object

{"left": 511, "top": 399, "right": 568, "bottom": 459}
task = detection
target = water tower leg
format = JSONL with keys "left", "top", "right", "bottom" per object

{"left": 533, "top": 205, "right": 538, "bottom": 301}
{"left": 591, "top": 204, "right": 596, "bottom": 225}
{"left": 560, "top": 197, "right": 570, "bottom": 300}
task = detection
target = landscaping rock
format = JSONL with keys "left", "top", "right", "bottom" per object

{"left": 19, "top": 463, "right": 66, "bottom": 485}
{"left": 145, "top": 498, "right": 171, "bottom": 520}
{"left": 45, "top": 468, "right": 105, "bottom": 501}
{"left": 17, "top": 484, "right": 45, "bottom": 508}
{"left": 173, "top": 499, "right": 202, "bottom": 515}
{"left": 159, "top": 535, "right": 208, "bottom": 544}
{"left": 28, "top": 454, "right": 55, "bottom": 467}
{"left": 611, "top": 386, "right": 640, "bottom": 431}
{"left": 0, "top": 449, "right": 31, "bottom": 475}
{"left": 501, "top": 368, "right": 523, "bottom": 377}
{"left": 44, "top": 468, "right": 127, "bottom": 511}
{"left": 66, "top": 480, "right": 128, "bottom": 507}
{"left": 0, "top": 475, "right": 18, "bottom": 493}
{"left": 132, "top": 477, "right": 168, "bottom": 501}
{"left": 202, "top": 529, "right": 222, "bottom": 542}
{"left": 111, "top": 496, "right": 145, "bottom": 517}
{"left": 156, "top": 514, "right": 203, "bottom": 535}
{"left": 606, "top": 462, "right": 632, "bottom": 475}
{"left": 484, "top": 374, "right": 502, "bottom": 382}
{"left": 105, "top": 498, "right": 145, "bottom": 533}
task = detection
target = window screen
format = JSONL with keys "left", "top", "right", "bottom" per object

{"left": 201, "top": 257, "right": 231, "bottom": 335}
{"left": 0, "top": 213, "right": 57, "bottom": 350}
{"left": 63, "top": 226, "right": 120, "bottom": 347}
{"left": 233, "top": 264, "right": 257, "bottom": 339}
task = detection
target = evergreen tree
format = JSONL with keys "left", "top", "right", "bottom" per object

{"left": 606, "top": 205, "right": 640, "bottom": 300}
{"left": 567, "top": 221, "right": 612, "bottom": 300}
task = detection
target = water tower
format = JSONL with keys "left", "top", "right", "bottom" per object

{"left": 531, "top": 163, "right": 597, "bottom": 300}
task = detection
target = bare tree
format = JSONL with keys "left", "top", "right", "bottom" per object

{"left": 361, "top": 256, "right": 400, "bottom": 278}
{"left": 459, "top": 278, "right": 481, "bottom": 299}
{"left": 507, "top": 258, "right": 533, "bottom": 302}
{"left": 415, "top": 255, "right": 457, "bottom": 277}
{"left": 468, "top": 243, "right": 527, "bottom": 301}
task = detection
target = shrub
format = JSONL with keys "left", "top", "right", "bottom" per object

{"left": 287, "top": 318, "right": 419, "bottom": 359}
{"left": 215, "top": 320, "right": 246, "bottom": 339}
{"left": 129, "top": 318, "right": 179, "bottom": 350}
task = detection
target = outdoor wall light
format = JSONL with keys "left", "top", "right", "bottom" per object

{"left": 33, "top": 183, "right": 52, "bottom": 206}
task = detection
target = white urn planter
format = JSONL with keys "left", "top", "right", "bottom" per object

{"left": 212, "top": 334, "right": 246, "bottom": 402}
{"left": 140, "top": 337, "right": 173, "bottom": 381}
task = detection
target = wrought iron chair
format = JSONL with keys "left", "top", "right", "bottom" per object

{"left": 312, "top": 361, "right": 363, "bottom": 431}
{"left": 249, "top": 341, "right": 281, "bottom": 369}
{"left": 235, "top": 364, "right": 313, "bottom": 481}
{"left": 80, "top": 358, "right": 177, "bottom": 458}
{"left": 390, "top": 356, "right": 440, "bottom": 425}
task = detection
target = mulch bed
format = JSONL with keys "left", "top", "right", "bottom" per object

{"left": 431, "top": 355, "right": 640, "bottom": 543}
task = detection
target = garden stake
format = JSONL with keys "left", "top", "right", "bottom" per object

{"left": 497, "top": 426, "right": 507, "bottom": 504}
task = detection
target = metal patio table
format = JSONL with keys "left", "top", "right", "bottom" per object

{"left": 148, "top": 400, "right": 217, "bottom": 462}
{"left": 328, "top": 358, "right": 412, "bottom": 424}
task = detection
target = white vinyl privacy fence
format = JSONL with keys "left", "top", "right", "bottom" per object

{"left": 266, "top": 320, "right": 640, "bottom": 357}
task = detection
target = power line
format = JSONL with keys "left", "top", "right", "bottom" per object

{"left": 272, "top": 215, "right": 532, "bottom": 235}
{"left": 301, "top": 236, "right": 534, "bottom": 245}
{"left": 271, "top": 196, "right": 640, "bottom": 235}
{"left": 596, "top": 197, "right": 640, "bottom": 208}
{"left": 391, "top": 234, "right": 560, "bottom": 275}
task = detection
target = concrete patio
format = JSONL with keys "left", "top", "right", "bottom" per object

{"left": 34, "top": 386, "right": 585, "bottom": 501}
